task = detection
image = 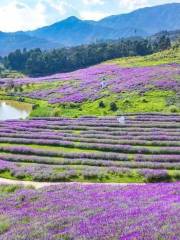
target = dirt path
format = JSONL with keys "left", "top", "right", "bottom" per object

{"left": 0, "top": 177, "right": 144, "bottom": 189}
{"left": 0, "top": 177, "right": 59, "bottom": 189}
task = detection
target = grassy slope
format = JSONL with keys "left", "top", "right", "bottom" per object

{"left": 0, "top": 67, "right": 24, "bottom": 79}
{"left": 108, "top": 45, "right": 180, "bottom": 67}
{"left": 30, "top": 46, "right": 180, "bottom": 117}
{"left": 1, "top": 46, "right": 180, "bottom": 117}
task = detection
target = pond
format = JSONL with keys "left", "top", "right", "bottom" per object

{"left": 0, "top": 100, "right": 32, "bottom": 120}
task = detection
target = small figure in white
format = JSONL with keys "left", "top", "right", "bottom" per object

{"left": 101, "top": 81, "right": 107, "bottom": 89}
{"left": 117, "top": 116, "right": 125, "bottom": 124}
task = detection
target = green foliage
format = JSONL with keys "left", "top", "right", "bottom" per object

{"left": 18, "top": 97, "right": 25, "bottom": 102}
{"left": 0, "top": 185, "right": 20, "bottom": 194}
{"left": 0, "top": 69, "right": 24, "bottom": 79}
{"left": 169, "top": 105, "right": 178, "bottom": 113}
{"left": 29, "top": 90, "right": 179, "bottom": 118}
{"left": 110, "top": 102, "right": 118, "bottom": 112}
{"left": 141, "top": 97, "right": 149, "bottom": 103}
{"left": 32, "top": 104, "right": 40, "bottom": 110}
{"left": 1, "top": 44, "right": 179, "bottom": 118}
{"left": 30, "top": 103, "right": 53, "bottom": 117}
{"left": 52, "top": 108, "right": 61, "bottom": 117}
{"left": 0, "top": 216, "right": 11, "bottom": 234}
{"left": 99, "top": 101, "right": 105, "bottom": 108}
{"left": 110, "top": 44, "right": 180, "bottom": 66}
{"left": 3, "top": 35, "right": 171, "bottom": 76}
{"left": 152, "top": 35, "right": 171, "bottom": 52}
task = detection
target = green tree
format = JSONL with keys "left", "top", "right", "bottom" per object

{"left": 110, "top": 102, "right": 118, "bottom": 112}
{"left": 99, "top": 101, "right": 105, "bottom": 108}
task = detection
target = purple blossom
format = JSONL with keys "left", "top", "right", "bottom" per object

{"left": 0, "top": 183, "right": 179, "bottom": 239}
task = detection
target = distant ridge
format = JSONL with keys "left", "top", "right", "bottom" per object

{"left": 0, "top": 31, "right": 61, "bottom": 56}
{"left": 0, "top": 3, "right": 180, "bottom": 55}
{"left": 99, "top": 3, "right": 180, "bottom": 35}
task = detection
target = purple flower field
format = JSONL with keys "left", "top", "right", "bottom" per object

{"left": 0, "top": 182, "right": 179, "bottom": 239}
{"left": 0, "top": 114, "right": 179, "bottom": 182}
{"left": 1, "top": 63, "right": 180, "bottom": 103}
{"left": 0, "top": 15, "right": 179, "bottom": 240}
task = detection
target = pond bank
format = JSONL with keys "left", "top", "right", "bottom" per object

{"left": 0, "top": 100, "right": 32, "bottom": 120}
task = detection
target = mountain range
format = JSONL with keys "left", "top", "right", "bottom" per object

{"left": 0, "top": 3, "right": 180, "bottom": 56}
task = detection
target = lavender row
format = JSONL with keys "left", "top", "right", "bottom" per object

{"left": 0, "top": 159, "right": 178, "bottom": 182}
{"left": 1, "top": 132, "right": 180, "bottom": 143}
{"left": 1, "top": 127, "right": 179, "bottom": 138}
{"left": 0, "top": 146, "right": 179, "bottom": 162}
{"left": 2, "top": 119, "right": 180, "bottom": 132}
{"left": 2, "top": 120, "right": 180, "bottom": 129}
{"left": 2, "top": 117, "right": 180, "bottom": 127}
{"left": 31, "top": 114, "right": 180, "bottom": 122}
{"left": 0, "top": 133, "right": 179, "bottom": 147}
{"left": 31, "top": 115, "right": 180, "bottom": 121}
{"left": 0, "top": 153, "right": 179, "bottom": 170}
{"left": 0, "top": 137, "right": 180, "bottom": 154}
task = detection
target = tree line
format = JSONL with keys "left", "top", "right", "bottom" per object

{"left": 3, "top": 35, "right": 171, "bottom": 77}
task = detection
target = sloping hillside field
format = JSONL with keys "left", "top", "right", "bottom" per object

{"left": 3, "top": 63, "right": 179, "bottom": 104}
{"left": 0, "top": 183, "right": 180, "bottom": 239}
{"left": 0, "top": 46, "right": 180, "bottom": 240}
{"left": 0, "top": 114, "right": 179, "bottom": 183}
{"left": 0, "top": 47, "right": 179, "bottom": 116}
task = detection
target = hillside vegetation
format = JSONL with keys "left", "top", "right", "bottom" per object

{"left": 110, "top": 44, "right": 180, "bottom": 66}
{"left": 4, "top": 35, "right": 171, "bottom": 76}
{"left": 0, "top": 4, "right": 180, "bottom": 240}
{"left": 0, "top": 45, "right": 179, "bottom": 117}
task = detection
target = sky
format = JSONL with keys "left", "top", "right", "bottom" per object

{"left": 0, "top": 0, "right": 179, "bottom": 32}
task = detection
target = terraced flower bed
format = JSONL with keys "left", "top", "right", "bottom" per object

{"left": 0, "top": 114, "right": 179, "bottom": 182}
{"left": 1, "top": 63, "right": 179, "bottom": 104}
{"left": 0, "top": 182, "right": 179, "bottom": 239}
{"left": 1, "top": 47, "right": 179, "bottom": 117}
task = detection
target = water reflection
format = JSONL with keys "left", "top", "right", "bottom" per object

{"left": 0, "top": 100, "right": 32, "bottom": 120}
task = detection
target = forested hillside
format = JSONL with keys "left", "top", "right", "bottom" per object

{"left": 3, "top": 35, "right": 171, "bottom": 76}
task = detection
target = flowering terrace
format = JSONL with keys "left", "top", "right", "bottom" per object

{"left": 0, "top": 114, "right": 179, "bottom": 183}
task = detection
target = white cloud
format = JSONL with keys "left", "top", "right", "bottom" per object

{"left": 118, "top": 0, "right": 150, "bottom": 12}
{"left": 0, "top": 1, "right": 47, "bottom": 32}
{"left": 44, "top": 0, "right": 68, "bottom": 15}
{"left": 80, "top": 10, "right": 107, "bottom": 20}
{"left": 0, "top": 0, "right": 77, "bottom": 32}
{"left": 82, "top": 0, "right": 104, "bottom": 5}
{"left": 0, "top": 0, "right": 179, "bottom": 31}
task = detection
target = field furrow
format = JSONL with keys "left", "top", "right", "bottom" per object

{"left": 0, "top": 115, "right": 179, "bottom": 183}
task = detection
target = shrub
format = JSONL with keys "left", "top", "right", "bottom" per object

{"left": 18, "top": 97, "right": 24, "bottom": 102}
{"left": 110, "top": 102, "right": 118, "bottom": 112}
{"left": 166, "top": 96, "right": 176, "bottom": 106}
{"left": 69, "top": 103, "right": 80, "bottom": 109}
{"left": 172, "top": 171, "right": 180, "bottom": 180}
{"left": 99, "top": 101, "right": 105, "bottom": 108}
{"left": 52, "top": 108, "right": 61, "bottom": 117}
{"left": 83, "top": 170, "right": 104, "bottom": 179}
{"left": 32, "top": 104, "right": 39, "bottom": 110}
{"left": 139, "top": 169, "right": 172, "bottom": 183}
{"left": 0, "top": 185, "right": 20, "bottom": 194}
{"left": 141, "top": 97, "right": 148, "bottom": 103}
{"left": 169, "top": 105, "right": 178, "bottom": 113}
{"left": 122, "top": 99, "right": 131, "bottom": 105}
{"left": 103, "top": 111, "right": 107, "bottom": 115}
